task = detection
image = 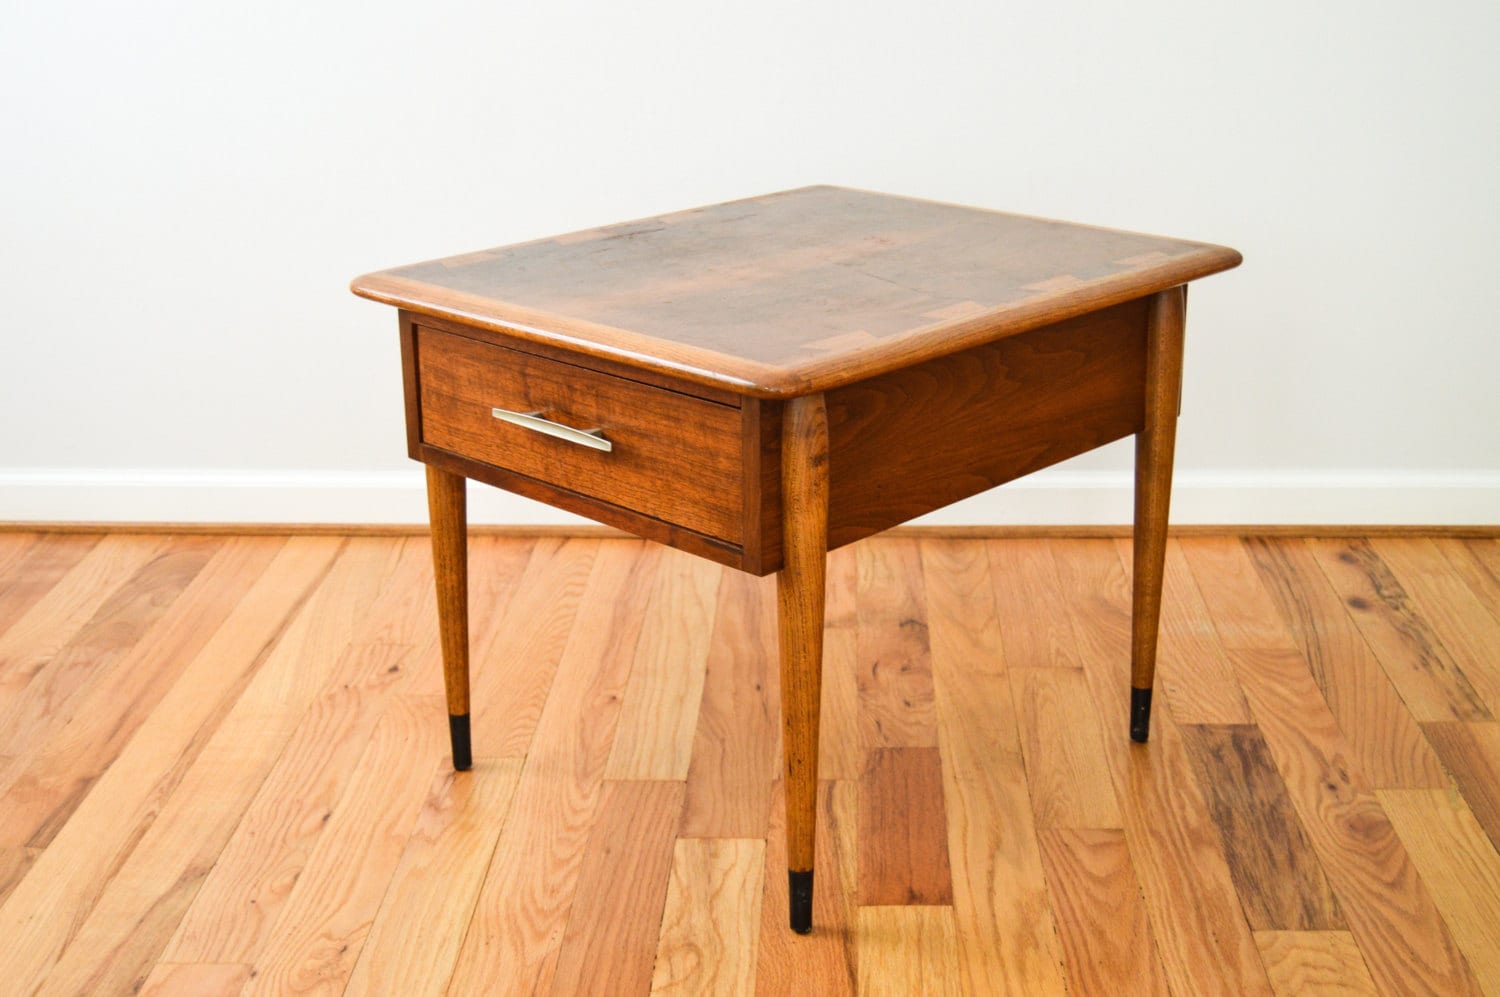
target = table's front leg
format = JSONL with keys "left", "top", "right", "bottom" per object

{"left": 426, "top": 464, "right": 472, "bottom": 770}
{"left": 1130, "top": 285, "right": 1187, "bottom": 742}
{"left": 777, "top": 393, "right": 829, "bottom": 934}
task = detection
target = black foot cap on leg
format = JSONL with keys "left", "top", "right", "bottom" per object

{"left": 449, "top": 713, "right": 472, "bottom": 771}
{"left": 789, "top": 870, "right": 813, "bottom": 934}
{"left": 1130, "top": 687, "right": 1153, "bottom": 743}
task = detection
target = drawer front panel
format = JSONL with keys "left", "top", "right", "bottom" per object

{"left": 417, "top": 327, "right": 744, "bottom": 542}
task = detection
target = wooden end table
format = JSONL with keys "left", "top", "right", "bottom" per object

{"left": 351, "top": 185, "right": 1241, "bottom": 933}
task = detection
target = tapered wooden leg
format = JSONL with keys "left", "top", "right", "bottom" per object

{"left": 778, "top": 393, "right": 829, "bottom": 933}
{"left": 426, "top": 465, "right": 472, "bottom": 770}
{"left": 1130, "top": 286, "right": 1187, "bottom": 743}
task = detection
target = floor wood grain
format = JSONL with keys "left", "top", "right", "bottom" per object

{"left": 1254, "top": 931, "right": 1379, "bottom": 996}
{"left": 1178, "top": 723, "right": 1344, "bottom": 931}
{"left": 857, "top": 747, "right": 952, "bottom": 905}
{"left": 0, "top": 532, "right": 1494, "bottom": 994}
{"left": 1037, "top": 827, "right": 1169, "bottom": 996}
{"left": 650, "top": 837, "right": 765, "bottom": 996}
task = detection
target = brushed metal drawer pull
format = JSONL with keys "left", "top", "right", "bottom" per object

{"left": 491, "top": 407, "right": 613, "bottom": 452}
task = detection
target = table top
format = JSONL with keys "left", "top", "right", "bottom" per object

{"left": 352, "top": 186, "right": 1240, "bottom": 398}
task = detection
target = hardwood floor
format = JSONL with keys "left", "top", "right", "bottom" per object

{"left": 0, "top": 532, "right": 1497, "bottom": 995}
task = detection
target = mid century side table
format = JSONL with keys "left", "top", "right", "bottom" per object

{"left": 351, "top": 185, "right": 1241, "bottom": 933}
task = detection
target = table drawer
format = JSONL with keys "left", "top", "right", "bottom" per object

{"left": 415, "top": 326, "right": 745, "bottom": 543}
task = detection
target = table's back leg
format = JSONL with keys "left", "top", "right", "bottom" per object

{"left": 1130, "top": 286, "right": 1187, "bottom": 743}
{"left": 426, "top": 464, "right": 473, "bottom": 770}
{"left": 777, "top": 393, "right": 829, "bottom": 933}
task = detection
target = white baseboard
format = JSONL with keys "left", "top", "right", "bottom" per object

{"left": 0, "top": 467, "right": 1497, "bottom": 526}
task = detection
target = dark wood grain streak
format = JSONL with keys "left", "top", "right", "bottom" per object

{"left": 1422, "top": 721, "right": 1500, "bottom": 853}
{"left": 1310, "top": 539, "right": 1490, "bottom": 721}
{"left": 1223, "top": 648, "right": 1481, "bottom": 996}
{"left": 1245, "top": 538, "right": 1447, "bottom": 788}
{"left": 1180, "top": 724, "right": 1345, "bottom": 931}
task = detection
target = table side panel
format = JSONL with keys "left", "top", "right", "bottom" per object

{"left": 414, "top": 325, "right": 746, "bottom": 544}
{"left": 754, "top": 298, "right": 1150, "bottom": 563}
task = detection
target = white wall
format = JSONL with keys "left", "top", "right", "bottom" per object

{"left": 3, "top": 0, "right": 1497, "bottom": 525}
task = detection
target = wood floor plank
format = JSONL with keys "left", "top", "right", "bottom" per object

{"left": 446, "top": 542, "right": 660, "bottom": 996}
{"left": 0, "top": 538, "right": 282, "bottom": 886}
{"left": 679, "top": 569, "right": 779, "bottom": 838}
{"left": 1242, "top": 537, "right": 1447, "bottom": 788}
{"left": 1378, "top": 788, "right": 1500, "bottom": 993}
{"left": 550, "top": 780, "right": 685, "bottom": 997}
{"left": 137, "top": 962, "right": 251, "bottom": 997}
{"left": 1373, "top": 537, "right": 1500, "bottom": 718}
{"left": 756, "top": 780, "right": 858, "bottom": 997}
{"left": 1436, "top": 537, "right": 1500, "bottom": 612}
{"left": 242, "top": 695, "right": 448, "bottom": 997}
{"left": 0, "top": 533, "right": 39, "bottom": 580}
{"left": 606, "top": 551, "right": 720, "bottom": 780}
{"left": 1253, "top": 932, "right": 1378, "bottom": 997}
{"left": 1037, "top": 828, "right": 1169, "bottom": 997}
{"left": 858, "top": 746, "right": 952, "bottom": 905}
{"left": 922, "top": 538, "right": 1068, "bottom": 995}
{"left": 1178, "top": 724, "right": 1344, "bottom": 931}
{"left": 817, "top": 546, "right": 862, "bottom": 781}
{"left": 1175, "top": 537, "right": 1303, "bottom": 651}
{"left": 344, "top": 757, "right": 522, "bottom": 997}
{"left": 0, "top": 537, "right": 343, "bottom": 996}
{"left": 162, "top": 539, "right": 438, "bottom": 964}
{"left": 650, "top": 838, "right": 765, "bottom": 997}
{"left": 986, "top": 538, "right": 1079, "bottom": 669}
{"left": 0, "top": 534, "right": 166, "bottom": 718}
{"left": 470, "top": 536, "right": 599, "bottom": 757}
{"left": 1011, "top": 667, "right": 1121, "bottom": 829}
{"left": 32, "top": 539, "right": 399, "bottom": 997}
{"left": 1423, "top": 720, "right": 1500, "bottom": 852}
{"left": 13, "top": 530, "right": 1500, "bottom": 997}
{"left": 856, "top": 538, "right": 937, "bottom": 749}
{"left": 1307, "top": 538, "right": 1491, "bottom": 721}
{"left": 1048, "top": 538, "right": 1274, "bottom": 997}
{"left": 1130, "top": 540, "right": 1253, "bottom": 725}
{"left": 0, "top": 534, "right": 101, "bottom": 643}
{"left": 1223, "top": 647, "right": 1481, "bottom": 996}
{"left": 855, "top": 906, "right": 962, "bottom": 997}
{"left": 0, "top": 537, "right": 218, "bottom": 763}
